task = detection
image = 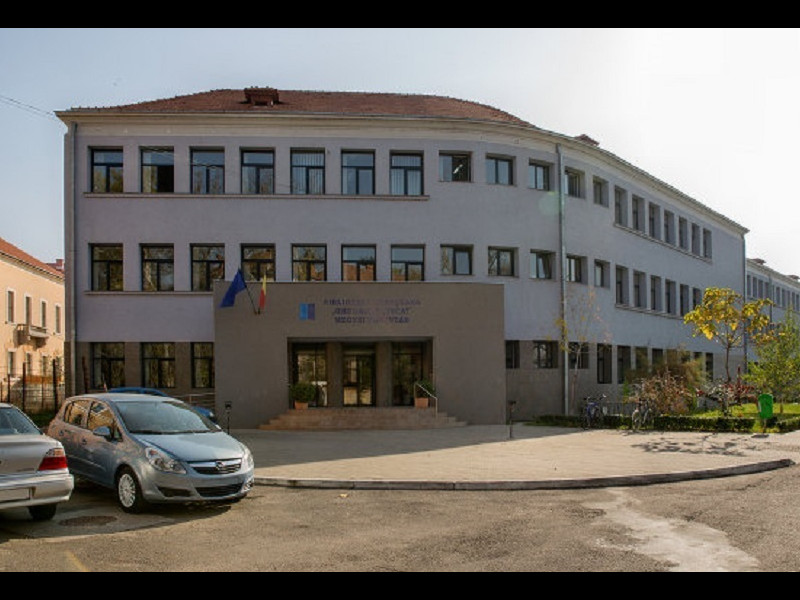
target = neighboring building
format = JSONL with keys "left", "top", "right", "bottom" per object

{"left": 1, "top": 237, "right": 65, "bottom": 400}
{"left": 57, "top": 87, "right": 760, "bottom": 428}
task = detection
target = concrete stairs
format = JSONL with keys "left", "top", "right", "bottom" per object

{"left": 259, "top": 406, "right": 467, "bottom": 431}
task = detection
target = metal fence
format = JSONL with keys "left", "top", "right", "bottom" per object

{"left": 1, "top": 360, "right": 65, "bottom": 414}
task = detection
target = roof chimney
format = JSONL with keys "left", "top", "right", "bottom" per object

{"left": 244, "top": 87, "right": 280, "bottom": 106}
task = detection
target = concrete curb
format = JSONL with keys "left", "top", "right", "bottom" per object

{"left": 253, "top": 458, "right": 795, "bottom": 491}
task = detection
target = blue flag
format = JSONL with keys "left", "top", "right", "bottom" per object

{"left": 220, "top": 269, "right": 246, "bottom": 308}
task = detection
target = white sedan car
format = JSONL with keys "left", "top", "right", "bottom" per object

{"left": 0, "top": 403, "right": 74, "bottom": 520}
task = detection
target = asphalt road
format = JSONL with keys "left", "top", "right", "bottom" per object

{"left": 2, "top": 465, "right": 800, "bottom": 572}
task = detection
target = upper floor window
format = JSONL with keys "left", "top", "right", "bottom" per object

{"left": 530, "top": 250, "right": 554, "bottom": 280}
{"left": 593, "top": 177, "right": 608, "bottom": 207}
{"left": 441, "top": 245, "right": 472, "bottom": 275}
{"left": 191, "top": 149, "right": 224, "bottom": 194}
{"left": 342, "top": 245, "right": 376, "bottom": 281}
{"left": 678, "top": 217, "right": 688, "bottom": 250}
{"left": 632, "top": 196, "right": 645, "bottom": 232}
{"left": 528, "top": 162, "right": 550, "bottom": 191}
{"left": 614, "top": 187, "right": 628, "bottom": 226}
{"left": 6, "top": 290, "right": 14, "bottom": 322}
{"left": 191, "top": 244, "right": 225, "bottom": 291}
{"left": 439, "top": 153, "right": 471, "bottom": 182}
{"left": 486, "top": 156, "right": 513, "bottom": 185}
{"left": 691, "top": 223, "right": 701, "bottom": 255}
{"left": 91, "top": 244, "right": 123, "bottom": 291}
{"left": 564, "top": 168, "right": 583, "bottom": 198}
{"left": 141, "top": 244, "right": 174, "bottom": 292}
{"left": 566, "top": 255, "right": 584, "bottom": 283}
{"left": 594, "top": 260, "right": 609, "bottom": 288}
{"left": 291, "top": 150, "right": 325, "bottom": 195}
{"left": 703, "top": 228, "right": 713, "bottom": 259}
{"left": 241, "top": 150, "right": 275, "bottom": 194}
{"left": 241, "top": 244, "right": 276, "bottom": 282}
{"left": 390, "top": 153, "right": 423, "bottom": 195}
{"left": 615, "top": 266, "right": 629, "bottom": 305}
{"left": 91, "top": 149, "right": 123, "bottom": 193}
{"left": 292, "top": 245, "right": 327, "bottom": 281}
{"left": 488, "top": 247, "right": 515, "bottom": 277}
{"left": 648, "top": 203, "right": 661, "bottom": 239}
{"left": 40, "top": 300, "right": 47, "bottom": 329}
{"left": 663, "top": 210, "right": 675, "bottom": 244}
{"left": 650, "top": 276, "right": 662, "bottom": 311}
{"left": 391, "top": 246, "right": 424, "bottom": 281}
{"left": 633, "top": 271, "right": 646, "bottom": 308}
{"left": 342, "top": 152, "right": 375, "bottom": 195}
{"left": 55, "top": 305, "right": 61, "bottom": 334}
{"left": 141, "top": 148, "right": 174, "bottom": 193}
{"left": 533, "top": 341, "right": 558, "bottom": 368}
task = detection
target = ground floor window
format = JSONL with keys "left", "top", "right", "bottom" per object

{"left": 91, "top": 342, "right": 125, "bottom": 389}
{"left": 392, "top": 342, "right": 425, "bottom": 405}
{"left": 142, "top": 342, "right": 175, "bottom": 388}
{"left": 291, "top": 343, "right": 327, "bottom": 406}
{"left": 192, "top": 342, "right": 214, "bottom": 388}
{"left": 343, "top": 344, "right": 375, "bottom": 406}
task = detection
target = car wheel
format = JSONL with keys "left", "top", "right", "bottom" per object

{"left": 28, "top": 503, "right": 58, "bottom": 521}
{"left": 116, "top": 467, "right": 149, "bottom": 514}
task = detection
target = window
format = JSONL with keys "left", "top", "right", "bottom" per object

{"left": 568, "top": 342, "right": 589, "bottom": 369}
{"left": 531, "top": 251, "right": 554, "bottom": 280}
{"left": 291, "top": 150, "right": 325, "bottom": 195}
{"left": 91, "top": 342, "right": 125, "bottom": 389}
{"left": 40, "top": 300, "right": 47, "bottom": 329}
{"left": 633, "top": 271, "right": 646, "bottom": 308}
{"left": 391, "top": 246, "right": 424, "bottom": 281}
{"left": 705, "top": 353, "right": 714, "bottom": 380}
{"left": 141, "top": 244, "right": 174, "bottom": 292}
{"left": 91, "top": 149, "right": 123, "bottom": 193}
{"left": 441, "top": 245, "right": 472, "bottom": 276}
{"left": 632, "top": 196, "right": 645, "bottom": 232}
{"left": 615, "top": 266, "right": 629, "bottom": 305}
{"left": 292, "top": 245, "right": 327, "bottom": 281}
{"left": 87, "top": 401, "right": 117, "bottom": 435}
{"left": 566, "top": 255, "right": 584, "bottom": 283}
{"left": 390, "top": 153, "right": 423, "bottom": 195}
{"left": 342, "top": 152, "right": 375, "bottom": 195}
{"left": 635, "top": 347, "right": 649, "bottom": 371}
{"left": 528, "top": 162, "right": 550, "bottom": 190}
{"left": 663, "top": 210, "right": 675, "bottom": 244}
{"left": 486, "top": 156, "right": 513, "bottom": 185}
{"left": 191, "top": 244, "right": 225, "bottom": 291}
{"left": 593, "top": 177, "right": 608, "bottom": 206}
{"left": 594, "top": 260, "right": 609, "bottom": 288}
{"left": 597, "top": 344, "right": 612, "bottom": 384}
{"left": 192, "top": 342, "right": 214, "bottom": 388}
{"left": 91, "top": 244, "right": 123, "bottom": 291}
{"left": 292, "top": 343, "right": 328, "bottom": 407}
{"left": 650, "top": 276, "right": 662, "bottom": 311}
{"left": 665, "top": 280, "right": 676, "bottom": 314}
{"left": 678, "top": 217, "right": 688, "bottom": 249}
{"left": 693, "top": 287, "right": 703, "bottom": 308}
{"left": 564, "top": 168, "right": 583, "bottom": 198}
{"left": 680, "top": 284, "right": 690, "bottom": 316}
{"left": 691, "top": 223, "right": 701, "bottom": 255}
{"left": 142, "top": 342, "right": 175, "bottom": 388}
{"left": 617, "top": 345, "right": 631, "bottom": 384}
{"left": 703, "top": 228, "right": 712, "bottom": 259}
{"left": 191, "top": 149, "right": 224, "bottom": 194}
{"left": 505, "top": 340, "right": 520, "bottom": 369}
{"left": 652, "top": 348, "right": 664, "bottom": 366}
{"left": 614, "top": 187, "right": 628, "bottom": 226}
{"left": 439, "top": 153, "right": 471, "bottom": 182}
{"left": 24, "top": 296, "right": 30, "bottom": 325}
{"left": 648, "top": 203, "right": 661, "bottom": 239}
{"left": 6, "top": 290, "right": 14, "bottom": 323}
{"left": 532, "top": 341, "right": 557, "bottom": 368}
{"left": 342, "top": 245, "right": 376, "bottom": 281}
{"left": 55, "top": 305, "right": 62, "bottom": 334}
{"left": 141, "top": 148, "right": 174, "bottom": 193}
{"left": 241, "top": 150, "right": 275, "bottom": 194}
{"left": 488, "top": 247, "right": 515, "bottom": 277}
{"left": 241, "top": 244, "right": 276, "bottom": 282}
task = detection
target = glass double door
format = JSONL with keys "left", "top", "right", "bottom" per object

{"left": 343, "top": 345, "right": 375, "bottom": 406}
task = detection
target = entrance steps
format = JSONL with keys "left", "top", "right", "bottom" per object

{"left": 259, "top": 406, "right": 467, "bottom": 431}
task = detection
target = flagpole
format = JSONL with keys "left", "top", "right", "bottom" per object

{"left": 240, "top": 269, "right": 259, "bottom": 315}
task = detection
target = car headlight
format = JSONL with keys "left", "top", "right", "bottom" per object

{"left": 242, "top": 445, "right": 254, "bottom": 470}
{"left": 145, "top": 446, "right": 186, "bottom": 474}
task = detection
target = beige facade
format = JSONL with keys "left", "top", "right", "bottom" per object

{"left": 213, "top": 281, "right": 506, "bottom": 428}
{"left": 1, "top": 238, "right": 65, "bottom": 399}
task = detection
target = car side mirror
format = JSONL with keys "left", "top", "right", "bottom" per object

{"left": 93, "top": 425, "right": 114, "bottom": 440}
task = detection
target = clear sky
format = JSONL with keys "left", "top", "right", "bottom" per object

{"left": 1, "top": 28, "right": 798, "bottom": 276}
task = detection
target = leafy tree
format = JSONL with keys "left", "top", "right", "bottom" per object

{"left": 683, "top": 287, "right": 772, "bottom": 382}
{"left": 745, "top": 309, "right": 800, "bottom": 412}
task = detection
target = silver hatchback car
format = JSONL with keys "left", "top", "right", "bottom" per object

{"left": 47, "top": 393, "right": 254, "bottom": 513}
{"left": 0, "top": 403, "right": 74, "bottom": 520}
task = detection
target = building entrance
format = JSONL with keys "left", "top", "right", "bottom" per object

{"left": 342, "top": 344, "right": 375, "bottom": 406}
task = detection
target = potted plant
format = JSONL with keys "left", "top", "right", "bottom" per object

{"left": 289, "top": 382, "right": 317, "bottom": 410}
{"left": 414, "top": 379, "right": 435, "bottom": 408}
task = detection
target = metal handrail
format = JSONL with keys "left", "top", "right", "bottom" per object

{"left": 414, "top": 383, "right": 438, "bottom": 416}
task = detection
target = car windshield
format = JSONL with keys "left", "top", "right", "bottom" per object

{"left": 115, "top": 400, "right": 218, "bottom": 434}
{"left": 0, "top": 406, "right": 41, "bottom": 435}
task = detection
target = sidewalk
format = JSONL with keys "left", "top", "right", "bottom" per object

{"left": 232, "top": 424, "right": 800, "bottom": 491}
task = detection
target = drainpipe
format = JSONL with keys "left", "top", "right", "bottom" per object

{"left": 557, "top": 143, "right": 568, "bottom": 415}
{"left": 66, "top": 121, "right": 77, "bottom": 398}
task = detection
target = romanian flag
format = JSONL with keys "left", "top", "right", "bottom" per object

{"left": 258, "top": 274, "right": 267, "bottom": 313}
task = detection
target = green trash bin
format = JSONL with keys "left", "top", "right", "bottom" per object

{"left": 757, "top": 393, "right": 774, "bottom": 420}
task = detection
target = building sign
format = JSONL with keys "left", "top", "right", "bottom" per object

{"left": 320, "top": 297, "right": 422, "bottom": 325}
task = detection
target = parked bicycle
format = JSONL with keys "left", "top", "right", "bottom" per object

{"left": 581, "top": 394, "right": 607, "bottom": 429}
{"left": 631, "top": 398, "right": 655, "bottom": 431}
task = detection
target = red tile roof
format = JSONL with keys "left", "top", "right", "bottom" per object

{"left": 0, "top": 237, "right": 64, "bottom": 279}
{"left": 63, "top": 87, "right": 536, "bottom": 128}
